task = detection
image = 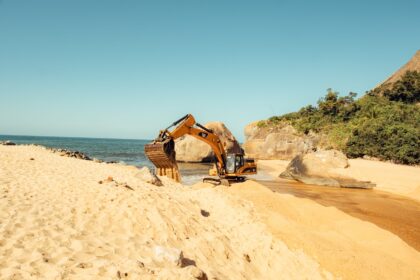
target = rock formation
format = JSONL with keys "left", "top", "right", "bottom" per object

{"left": 48, "top": 148, "right": 93, "bottom": 161}
{"left": 175, "top": 122, "right": 242, "bottom": 162}
{"left": 280, "top": 150, "right": 375, "bottom": 189}
{"left": 243, "top": 122, "right": 318, "bottom": 160}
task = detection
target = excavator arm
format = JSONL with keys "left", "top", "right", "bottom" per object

{"left": 145, "top": 114, "right": 228, "bottom": 181}
{"left": 164, "top": 115, "right": 227, "bottom": 170}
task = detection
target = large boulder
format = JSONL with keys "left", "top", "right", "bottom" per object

{"left": 280, "top": 150, "right": 375, "bottom": 189}
{"left": 243, "top": 122, "right": 318, "bottom": 160}
{"left": 298, "top": 149, "right": 349, "bottom": 175}
{"left": 175, "top": 122, "right": 242, "bottom": 163}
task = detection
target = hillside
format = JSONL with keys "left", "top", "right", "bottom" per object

{"left": 380, "top": 50, "right": 420, "bottom": 85}
{"left": 246, "top": 51, "right": 420, "bottom": 164}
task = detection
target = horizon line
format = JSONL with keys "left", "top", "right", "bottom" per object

{"left": 0, "top": 133, "right": 152, "bottom": 142}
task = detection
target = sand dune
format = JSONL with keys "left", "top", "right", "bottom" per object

{"left": 0, "top": 145, "right": 329, "bottom": 279}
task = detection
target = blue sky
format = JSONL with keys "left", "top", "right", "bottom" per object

{"left": 1, "top": 0, "right": 419, "bottom": 141}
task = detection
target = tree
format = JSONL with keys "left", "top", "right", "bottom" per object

{"left": 382, "top": 71, "right": 420, "bottom": 103}
{"left": 318, "top": 89, "right": 339, "bottom": 116}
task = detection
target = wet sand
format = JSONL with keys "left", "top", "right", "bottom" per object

{"left": 259, "top": 178, "right": 420, "bottom": 251}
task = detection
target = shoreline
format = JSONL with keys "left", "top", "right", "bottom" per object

{"left": 3, "top": 140, "right": 419, "bottom": 201}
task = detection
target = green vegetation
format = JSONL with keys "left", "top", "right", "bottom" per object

{"left": 265, "top": 71, "right": 420, "bottom": 164}
{"left": 371, "top": 70, "right": 420, "bottom": 103}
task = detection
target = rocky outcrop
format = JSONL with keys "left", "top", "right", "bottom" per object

{"left": 280, "top": 150, "right": 375, "bottom": 189}
{"left": 243, "top": 122, "right": 319, "bottom": 160}
{"left": 46, "top": 147, "right": 120, "bottom": 164}
{"left": 175, "top": 122, "right": 242, "bottom": 163}
{"left": 48, "top": 148, "right": 93, "bottom": 161}
{"left": 0, "top": 140, "right": 16, "bottom": 146}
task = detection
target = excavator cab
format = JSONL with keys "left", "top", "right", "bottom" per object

{"left": 208, "top": 153, "right": 256, "bottom": 180}
{"left": 226, "top": 154, "right": 244, "bottom": 174}
{"left": 225, "top": 154, "right": 257, "bottom": 177}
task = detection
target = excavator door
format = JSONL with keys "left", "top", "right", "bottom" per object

{"left": 225, "top": 154, "right": 244, "bottom": 174}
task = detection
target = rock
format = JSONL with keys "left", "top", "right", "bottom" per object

{"left": 243, "top": 122, "right": 318, "bottom": 160}
{"left": 200, "top": 209, "right": 210, "bottom": 217}
{"left": 175, "top": 136, "right": 214, "bottom": 162}
{"left": 280, "top": 150, "right": 375, "bottom": 189}
{"left": 297, "top": 175, "right": 341, "bottom": 187}
{"left": 153, "top": 246, "right": 184, "bottom": 267}
{"left": 1, "top": 140, "right": 16, "bottom": 146}
{"left": 363, "top": 155, "right": 381, "bottom": 161}
{"left": 336, "top": 178, "right": 376, "bottom": 189}
{"left": 136, "top": 167, "right": 163, "bottom": 186}
{"left": 299, "top": 149, "right": 349, "bottom": 175}
{"left": 48, "top": 148, "right": 92, "bottom": 161}
{"left": 175, "top": 122, "right": 242, "bottom": 162}
{"left": 105, "top": 176, "right": 114, "bottom": 182}
{"left": 280, "top": 155, "right": 315, "bottom": 180}
{"left": 181, "top": 266, "right": 208, "bottom": 280}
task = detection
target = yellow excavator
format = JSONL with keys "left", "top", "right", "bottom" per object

{"left": 144, "top": 114, "right": 257, "bottom": 186}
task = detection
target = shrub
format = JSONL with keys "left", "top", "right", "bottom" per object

{"left": 346, "top": 122, "right": 420, "bottom": 164}
{"left": 373, "top": 70, "right": 420, "bottom": 103}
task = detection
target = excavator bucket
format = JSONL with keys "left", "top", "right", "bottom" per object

{"left": 144, "top": 139, "right": 181, "bottom": 182}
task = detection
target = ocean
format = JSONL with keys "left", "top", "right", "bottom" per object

{"left": 0, "top": 135, "right": 212, "bottom": 185}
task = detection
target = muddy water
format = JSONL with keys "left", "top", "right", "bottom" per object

{"left": 258, "top": 179, "right": 420, "bottom": 252}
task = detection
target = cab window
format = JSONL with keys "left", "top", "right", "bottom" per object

{"left": 226, "top": 154, "right": 235, "bottom": 173}
{"left": 235, "top": 155, "right": 243, "bottom": 169}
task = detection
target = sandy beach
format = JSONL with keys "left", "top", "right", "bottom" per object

{"left": 1, "top": 145, "right": 420, "bottom": 279}
{"left": 2, "top": 1, "right": 419, "bottom": 279}
{"left": 0, "top": 145, "right": 329, "bottom": 279}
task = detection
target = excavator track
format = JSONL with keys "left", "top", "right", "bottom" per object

{"left": 144, "top": 139, "right": 181, "bottom": 182}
